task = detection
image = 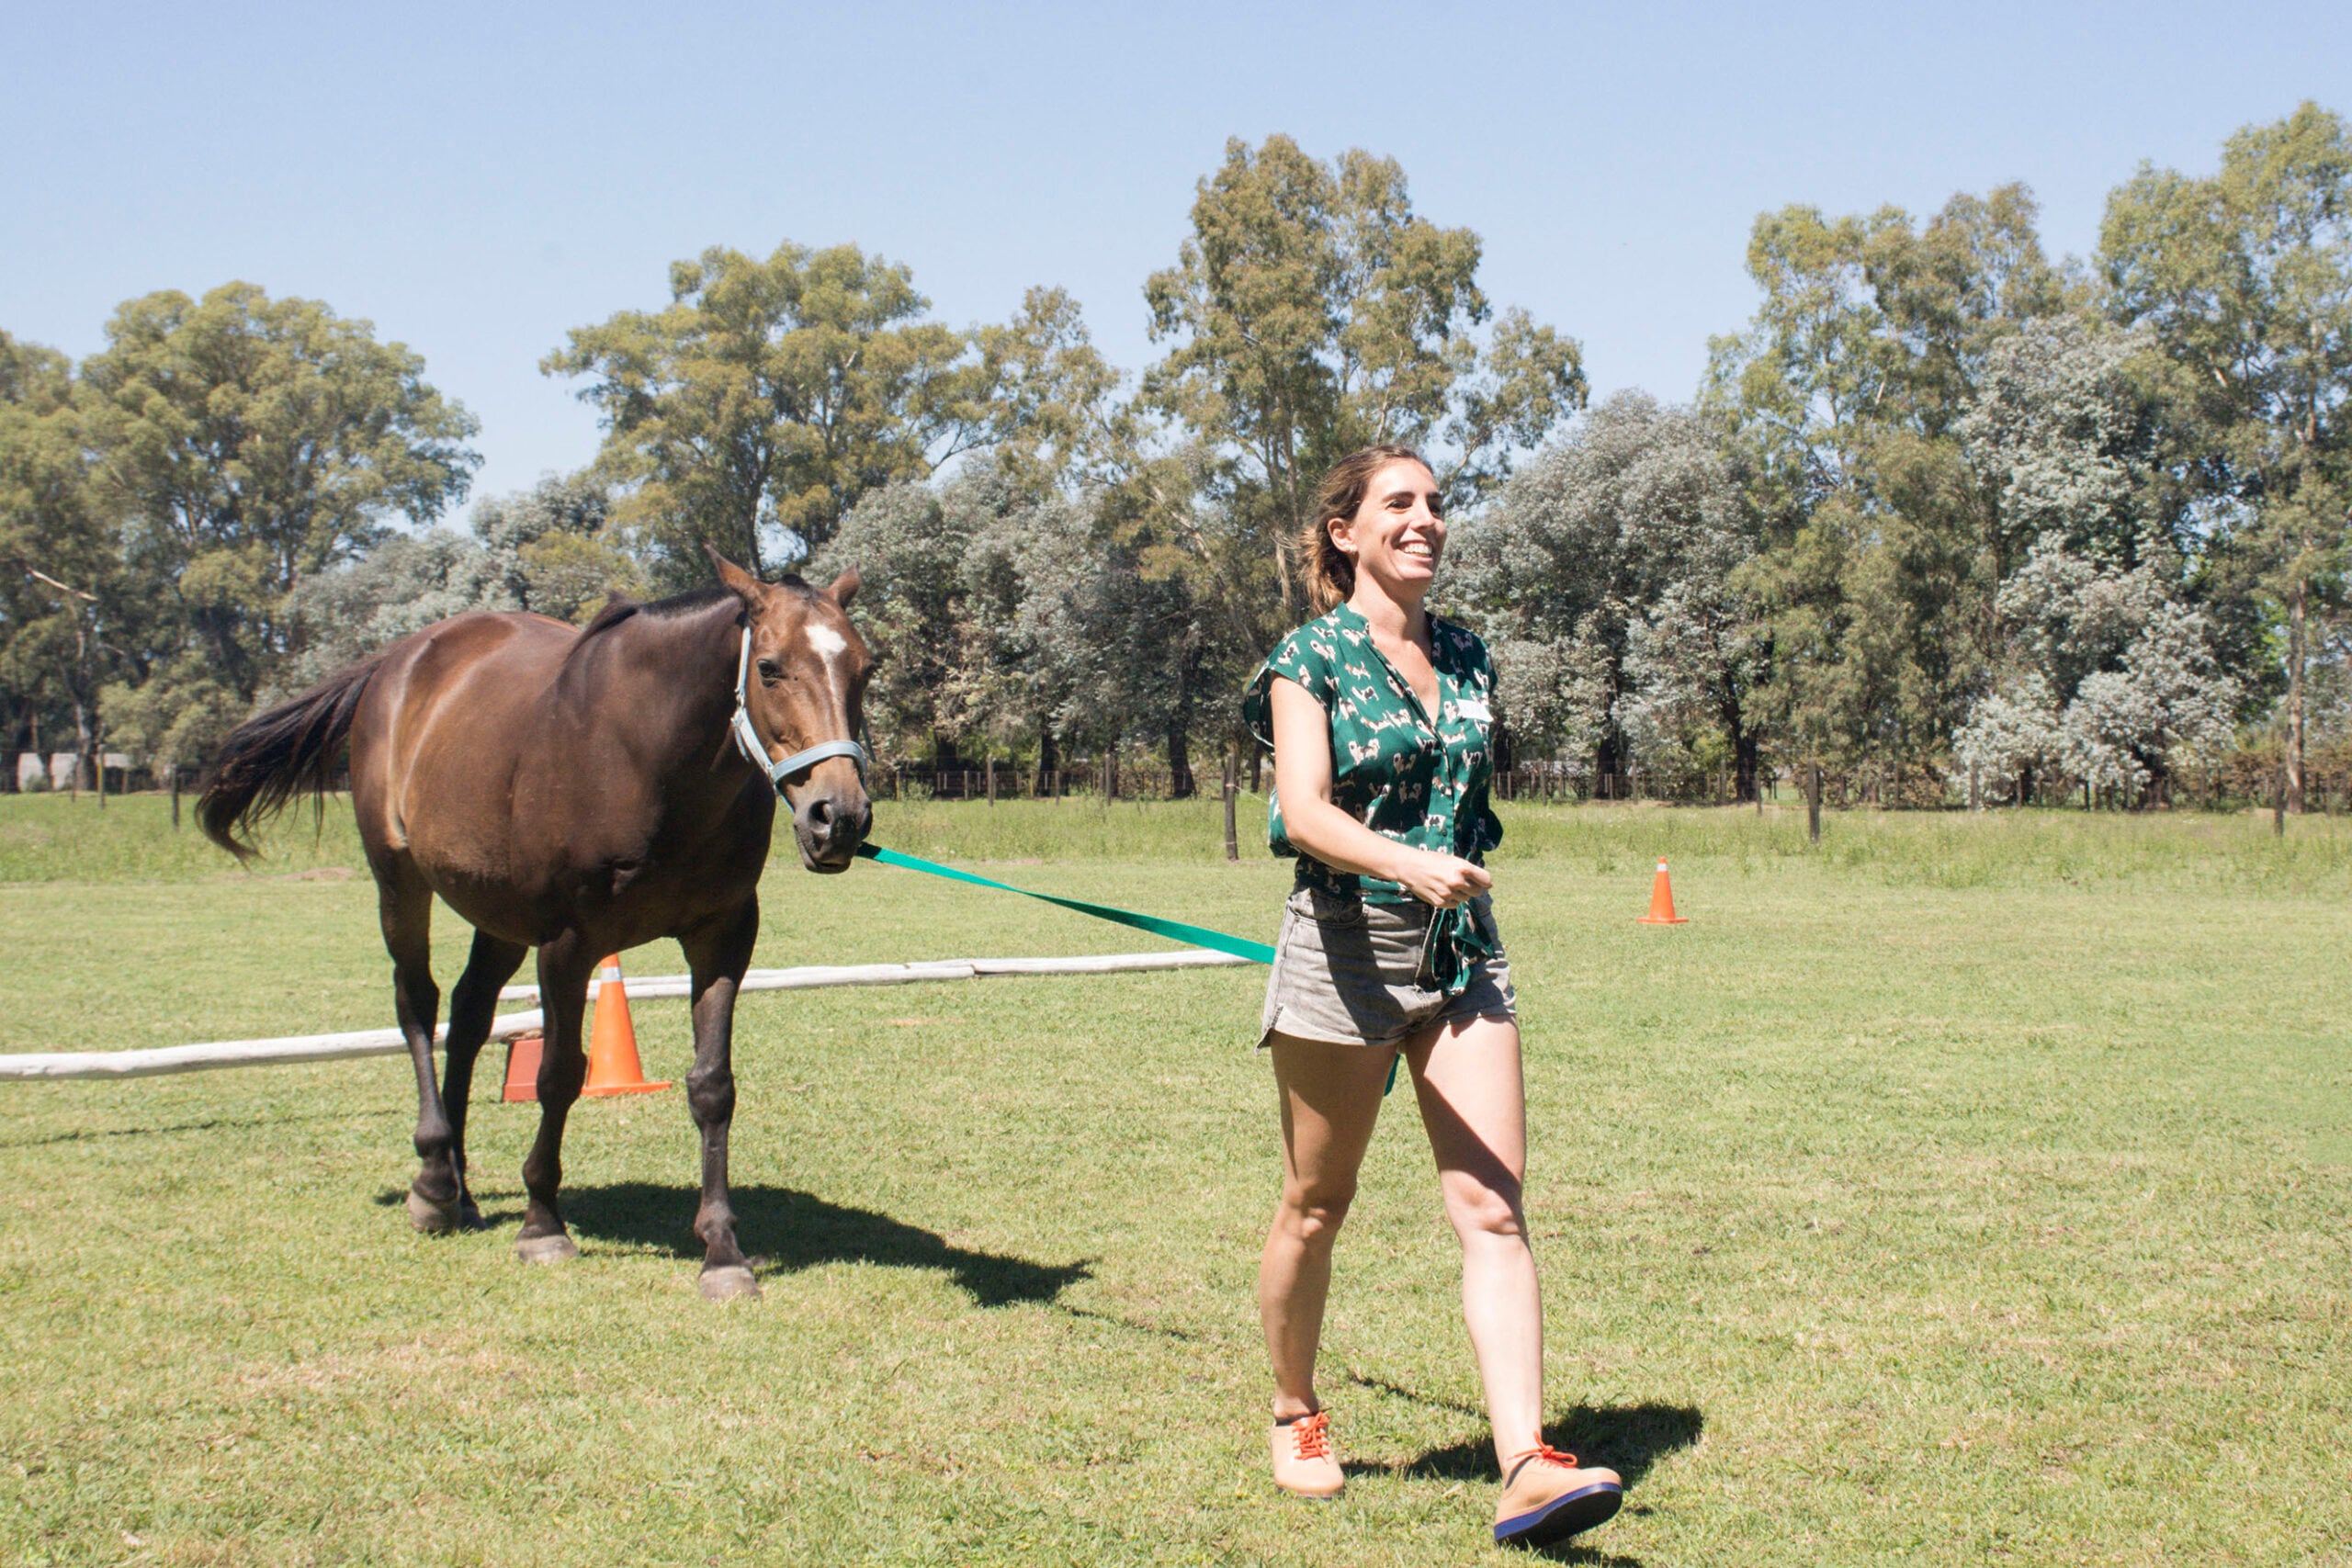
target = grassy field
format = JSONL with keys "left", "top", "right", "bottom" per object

{"left": 1, "top": 794, "right": 2347, "bottom": 1566}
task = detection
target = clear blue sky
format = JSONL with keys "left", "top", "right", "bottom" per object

{"left": 6, "top": 1, "right": 2346, "bottom": 510}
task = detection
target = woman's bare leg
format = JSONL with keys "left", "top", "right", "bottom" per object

{"left": 1404, "top": 1012, "right": 1544, "bottom": 1467}
{"left": 1261, "top": 1032, "right": 1397, "bottom": 1419}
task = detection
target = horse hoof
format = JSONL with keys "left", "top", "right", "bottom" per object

{"left": 516, "top": 1233, "right": 579, "bottom": 1265}
{"left": 408, "top": 1189, "right": 463, "bottom": 1235}
{"left": 458, "top": 1197, "right": 486, "bottom": 1232}
{"left": 699, "top": 1265, "right": 761, "bottom": 1302}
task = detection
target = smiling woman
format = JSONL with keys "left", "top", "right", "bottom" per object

{"left": 1239, "top": 446, "right": 1624, "bottom": 1551}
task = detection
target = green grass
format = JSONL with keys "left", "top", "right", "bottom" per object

{"left": 2, "top": 797, "right": 2348, "bottom": 1565}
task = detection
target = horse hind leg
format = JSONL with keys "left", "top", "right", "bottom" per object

{"left": 378, "top": 871, "right": 459, "bottom": 1234}
{"left": 441, "top": 930, "right": 530, "bottom": 1230}
{"left": 516, "top": 939, "right": 593, "bottom": 1265}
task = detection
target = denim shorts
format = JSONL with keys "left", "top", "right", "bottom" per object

{"left": 1257, "top": 886, "right": 1516, "bottom": 1050}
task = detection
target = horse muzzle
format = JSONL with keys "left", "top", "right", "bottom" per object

{"left": 792, "top": 780, "right": 871, "bottom": 873}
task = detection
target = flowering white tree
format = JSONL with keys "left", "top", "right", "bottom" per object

{"left": 1952, "top": 315, "right": 2240, "bottom": 805}
{"left": 1955, "top": 317, "right": 2164, "bottom": 569}
{"left": 1955, "top": 535, "right": 2238, "bottom": 803}
{"left": 1451, "top": 391, "right": 1762, "bottom": 794}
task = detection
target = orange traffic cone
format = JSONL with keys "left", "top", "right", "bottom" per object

{"left": 1637, "top": 858, "right": 1689, "bottom": 925}
{"left": 502, "top": 1032, "right": 544, "bottom": 1103}
{"left": 581, "top": 954, "right": 670, "bottom": 1097}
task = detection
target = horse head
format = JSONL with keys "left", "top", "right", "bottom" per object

{"left": 710, "top": 550, "right": 875, "bottom": 873}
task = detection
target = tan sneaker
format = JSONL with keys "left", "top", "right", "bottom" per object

{"left": 1270, "top": 1410, "right": 1343, "bottom": 1500}
{"left": 1492, "top": 1445, "right": 1622, "bottom": 1548}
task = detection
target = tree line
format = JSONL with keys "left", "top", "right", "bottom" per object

{"left": 3, "top": 108, "right": 2346, "bottom": 812}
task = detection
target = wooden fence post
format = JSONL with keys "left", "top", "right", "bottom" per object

{"left": 1222, "top": 750, "right": 1238, "bottom": 863}
{"left": 1807, "top": 762, "right": 1822, "bottom": 845}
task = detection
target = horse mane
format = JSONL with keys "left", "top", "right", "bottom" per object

{"left": 569, "top": 574, "right": 822, "bottom": 651}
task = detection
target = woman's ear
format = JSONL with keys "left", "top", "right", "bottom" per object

{"left": 1326, "top": 516, "right": 1356, "bottom": 558}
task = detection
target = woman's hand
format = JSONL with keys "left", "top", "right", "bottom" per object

{"left": 1391, "top": 848, "right": 1492, "bottom": 910}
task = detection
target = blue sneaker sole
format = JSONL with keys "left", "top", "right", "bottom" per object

{"left": 1494, "top": 1481, "right": 1623, "bottom": 1548}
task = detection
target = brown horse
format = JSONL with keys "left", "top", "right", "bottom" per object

{"left": 198, "top": 553, "right": 872, "bottom": 1299}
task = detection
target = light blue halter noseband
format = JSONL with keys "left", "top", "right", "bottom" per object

{"left": 727, "top": 623, "right": 870, "bottom": 794}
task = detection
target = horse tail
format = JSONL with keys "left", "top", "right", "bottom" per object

{"left": 198, "top": 654, "right": 387, "bottom": 864}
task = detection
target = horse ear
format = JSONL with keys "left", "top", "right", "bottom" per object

{"left": 705, "top": 545, "right": 763, "bottom": 608}
{"left": 826, "top": 566, "right": 860, "bottom": 609}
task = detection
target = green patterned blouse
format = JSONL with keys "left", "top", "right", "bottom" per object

{"left": 1241, "top": 602, "right": 1504, "bottom": 906}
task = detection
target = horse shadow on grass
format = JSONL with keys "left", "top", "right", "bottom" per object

{"left": 1345, "top": 1396, "right": 1703, "bottom": 1566}
{"left": 556, "top": 1180, "right": 1091, "bottom": 1307}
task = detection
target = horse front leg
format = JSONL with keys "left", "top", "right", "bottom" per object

{"left": 442, "top": 930, "right": 529, "bottom": 1229}
{"left": 516, "top": 938, "right": 593, "bottom": 1264}
{"left": 682, "top": 897, "right": 760, "bottom": 1301}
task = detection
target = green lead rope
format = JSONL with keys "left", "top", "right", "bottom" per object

{"left": 855, "top": 842, "right": 1471, "bottom": 1098}
{"left": 853, "top": 842, "right": 1276, "bottom": 964}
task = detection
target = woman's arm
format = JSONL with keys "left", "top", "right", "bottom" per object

{"left": 1268, "top": 675, "right": 1492, "bottom": 910}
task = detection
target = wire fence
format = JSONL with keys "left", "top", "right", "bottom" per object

{"left": 10, "top": 738, "right": 2349, "bottom": 815}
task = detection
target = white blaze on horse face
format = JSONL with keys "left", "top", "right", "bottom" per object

{"left": 806, "top": 621, "right": 849, "bottom": 706}
{"left": 803, "top": 617, "right": 855, "bottom": 741}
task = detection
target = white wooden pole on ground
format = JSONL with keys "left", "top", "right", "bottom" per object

{"left": 0, "top": 950, "right": 1250, "bottom": 1081}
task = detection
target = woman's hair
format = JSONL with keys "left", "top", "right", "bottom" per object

{"left": 1299, "top": 444, "right": 1432, "bottom": 615}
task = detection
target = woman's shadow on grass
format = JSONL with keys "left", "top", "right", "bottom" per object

{"left": 558, "top": 1180, "right": 1091, "bottom": 1307}
{"left": 1346, "top": 1397, "right": 1703, "bottom": 1565}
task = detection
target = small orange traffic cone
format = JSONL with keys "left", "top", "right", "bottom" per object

{"left": 581, "top": 954, "right": 670, "bottom": 1097}
{"left": 502, "top": 1032, "right": 544, "bottom": 1103}
{"left": 1637, "top": 858, "right": 1689, "bottom": 925}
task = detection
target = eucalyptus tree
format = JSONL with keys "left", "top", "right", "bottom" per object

{"left": 550, "top": 246, "right": 1114, "bottom": 586}
{"left": 469, "top": 470, "right": 642, "bottom": 623}
{"left": 0, "top": 332, "right": 114, "bottom": 784}
{"left": 1450, "top": 392, "right": 1760, "bottom": 793}
{"left": 1706, "top": 186, "right": 2069, "bottom": 795}
{"left": 924, "top": 457, "right": 1217, "bottom": 796}
{"left": 973, "top": 491, "right": 1209, "bottom": 796}
{"left": 254, "top": 471, "right": 641, "bottom": 709}
{"left": 1141, "top": 134, "right": 1584, "bottom": 641}
{"left": 2102, "top": 101, "right": 2352, "bottom": 812}
{"left": 973, "top": 286, "right": 1126, "bottom": 493}
{"left": 807, "top": 476, "right": 978, "bottom": 768}
{"left": 74, "top": 284, "right": 478, "bottom": 757}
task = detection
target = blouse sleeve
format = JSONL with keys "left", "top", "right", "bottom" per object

{"left": 1242, "top": 625, "right": 1340, "bottom": 750}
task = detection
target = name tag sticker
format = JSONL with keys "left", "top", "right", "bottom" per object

{"left": 1456, "top": 698, "right": 1492, "bottom": 722}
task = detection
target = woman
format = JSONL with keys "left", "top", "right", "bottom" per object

{"left": 1240, "top": 446, "right": 1622, "bottom": 1550}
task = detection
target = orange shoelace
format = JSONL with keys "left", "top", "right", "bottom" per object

{"left": 1287, "top": 1410, "right": 1332, "bottom": 1461}
{"left": 1508, "top": 1443, "right": 1580, "bottom": 1476}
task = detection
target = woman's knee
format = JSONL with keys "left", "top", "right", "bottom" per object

{"left": 1278, "top": 1177, "right": 1358, "bottom": 1243}
{"left": 1443, "top": 1177, "right": 1526, "bottom": 1242}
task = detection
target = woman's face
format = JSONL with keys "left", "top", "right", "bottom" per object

{"left": 1332, "top": 458, "right": 1445, "bottom": 599}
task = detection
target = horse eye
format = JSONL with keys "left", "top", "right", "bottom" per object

{"left": 755, "top": 659, "right": 783, "bottom": 683}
